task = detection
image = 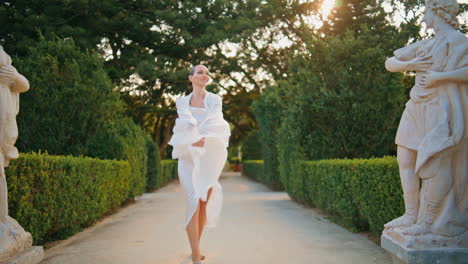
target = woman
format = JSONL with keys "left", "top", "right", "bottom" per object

{"left": 168, "top": 64, "right": 231, "bottom": 264}
{"left": 384, "top": 0, "right": 467, "bottom": 240}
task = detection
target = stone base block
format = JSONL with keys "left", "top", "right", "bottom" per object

{"left": 382, "top": 234, "right": 468, "bottom": 264}
{"left": 1, "top": 247, "right": 44, "bottom": 264}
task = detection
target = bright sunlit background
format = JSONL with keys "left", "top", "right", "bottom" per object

{"left": 321, "top": 0, "right": 335, "bottom": 18}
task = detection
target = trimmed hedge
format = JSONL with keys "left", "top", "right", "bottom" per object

{"left": 301, "top": 157, "right": 403, "bottom": 234}
{"left": 145, "top": 135, "right": 161, "bottom": 192}
{"left": 5, "top": 154, "right": 179, "bottom": 245}
{"left": 252, "top": 86, "right": 286, "bottom": 190}
{"left": 14, "top": 36, "right": 126, "bottom": 157}
{"left": 6, "top": 152, "right": 132, "bottom": 244}
{"left": 160, "top": 160, "right": 178, "bottom": 186}
{"left": 241, "top": 130, "right": 263, "bottom": 160}
{"left": 242, "top": 160, "right": 284, "bottom": 190}
{"left": 242, "top": 160, "right": 264, "bottom": 182}
{"left": 86, "top": 117, "right": 148, "bottom": 199}
{"left": 243, "top": 157, "right": 404, "bottom": 236}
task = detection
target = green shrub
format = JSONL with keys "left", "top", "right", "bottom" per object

{"left": 241, "top": 130, "right": 263, "bottom": 161}
{"left": 349, "top": 157, "right": 403, "bottom": 234}
{"left": 145, "top": 135, "right": 161, "bottom": 191}
{"left": 160, "top": 160, "right": 178, "bottom": 186}
{"left": 13, "top": 36, "right": 124, "bottom": 156}
{"left": 243, "top": 157, "right": 403, "bottom": 235}
{"left": 252, "top": 86, "right": 286, "bottom": 190}
{"left": 86, "top": 118, "right": 148, "bottom": 198}
{"left": 6, "top": 152, "right": 131, "bottom": 244}
{"left": 242, "top": 160, "right": 264, "bottom": 182}
{"left": 299, "top": 157, "right": 403, "bottom": 235}
{"left": 252, "top": 28, "right": 407, "bottom": 192}
{"left": 301, "top": 159, "right": 366, "bottom": 231}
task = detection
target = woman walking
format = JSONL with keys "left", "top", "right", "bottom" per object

{"left": 168, "top": 64, "right": 231, "bottom": 264}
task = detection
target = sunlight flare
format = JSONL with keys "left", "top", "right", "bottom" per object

{"left": 321, "top": 0, "right": 335, "bottom": 18}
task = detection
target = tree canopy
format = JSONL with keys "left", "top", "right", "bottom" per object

{"left": 3, "top": 0, "right": 466, "bottom": 158}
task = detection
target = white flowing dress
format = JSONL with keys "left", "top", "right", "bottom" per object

{"left": 169, "top": 92, "right": 230, "bottom": 231}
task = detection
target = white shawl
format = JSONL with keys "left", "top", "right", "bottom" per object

{"left": 168, "top": 91, "right": 230, "bottom": 159}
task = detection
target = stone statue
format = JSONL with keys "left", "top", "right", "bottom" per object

{"left": 0, "top": 45, "right": 43, "bottom": 264}
{"left": 381, "top": 0, "right": 467, "bottom": 261}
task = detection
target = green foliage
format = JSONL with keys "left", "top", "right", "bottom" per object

{"left": 272, "top": 27, "right": 407, "bottom": 190}
{"left": 160, "top": 160, "right": 178, "bottom": 186}
{"left": 242, "top": 160, "right": 284, "bottom": 191}
{"left": 299, "top": 157, "right": 403, "bottom": 235}
{"left": 145, "top": 135, "right": 161, "bottom": 192}
{"left": 243, "top": 157, "right": 403, "bottom": 235}
{"left": 241, "top": 160, "right": 264, "bottom": 182}
{"left": 322, "top": 0, "right": 390, "bottom": 36}
{"left": 5, "top": 152, "right": 131, "bottom": 244}
{"left": 86, "top": 118, "right": 148, "bottom": 198}
{"left": 241, "top": 130, "right": 263, "bottom": 161}
{"left": 0, "top": 0, "right": 271, "bottom": 151}
{"left": 301, "top": 159, "right": 367, "bottom": 231}
{"left": 1, "top": 0, "right": 428, "bottom": 156}
{"left": 252, "top": 86, "right": 288, "bottom": 190}
{"left": 348, "top": 158, "right": 404, "bottom": 234}
{"left": 297, "top": 30, "right": 405, "bottom": 158}
{"left": 13, "top": 36, "right": 124, "bottom": 156}
{"left": 11, "top": 36, "right": 154, "bottom": 198}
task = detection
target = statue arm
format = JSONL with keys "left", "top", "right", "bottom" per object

{"left": 385, "top": 57, "right": 411, "bottom": 72}
{"left": 386, "top": 40, "right": 432, "bottom": 72}
{"left": 0, "top": 65, "right": 29, "bottom": 93}
{"left": 436, "top": 66, "right": 468, "bottom": 82}
{"left": 11, "top": 73, "right": 29, "bottom": 93}
{"left": 386, "top": 55, "right": 432, "bottom": 73}
{"left": 423, "top": 66, "right": 468, "bottom": 87}
{"left": 393, "top": 40, "right": 428, "bottom": 60}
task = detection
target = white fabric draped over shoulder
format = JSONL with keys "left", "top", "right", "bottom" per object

{"left": 169, "top": 91, "right": 230, "bottom": 158}
{"left": 168, "top": 91, "right": 231, "bottom": 230}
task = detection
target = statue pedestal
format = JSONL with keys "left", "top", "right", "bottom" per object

{"left": 381, "top": 232, "right": 468, "bottom": 264}
{"left": 0, "top": 217, "right": 44, "bottom": 264}
{"left": 1, "top": 247, "right": 43, "bottom": 264}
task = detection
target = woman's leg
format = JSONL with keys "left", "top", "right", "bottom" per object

{"left": 186, "top": 201, "right": 202, "bottom": 263}
{"left": 198, "top": 186, "right": 213, "bottom": 242}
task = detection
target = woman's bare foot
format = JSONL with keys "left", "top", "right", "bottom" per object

{"left": 191, "top": 254, "right": 205, "bottom": 261}
{"left": 191, "top": 254, "right": 203, "bottom": 263}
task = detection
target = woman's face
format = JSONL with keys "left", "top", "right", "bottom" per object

{"left": 189, "top": 65, "right": 212, "bottom": 88}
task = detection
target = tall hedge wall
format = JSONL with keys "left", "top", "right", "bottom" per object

{"left": 242, "top": 160, "right": 264, "bottom": 182}
{"left": 160, "top": 160, "right": 178, "bottom": 186}
{"left": 145, "top": 135, "right": 162, "bottom": 191}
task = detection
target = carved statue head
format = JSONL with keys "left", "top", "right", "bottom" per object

{"left": 424, "top": 0, "right": 459, "bottom": 29}
{"left": 0, "top": 45, "right": 12, "bottom": 67}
